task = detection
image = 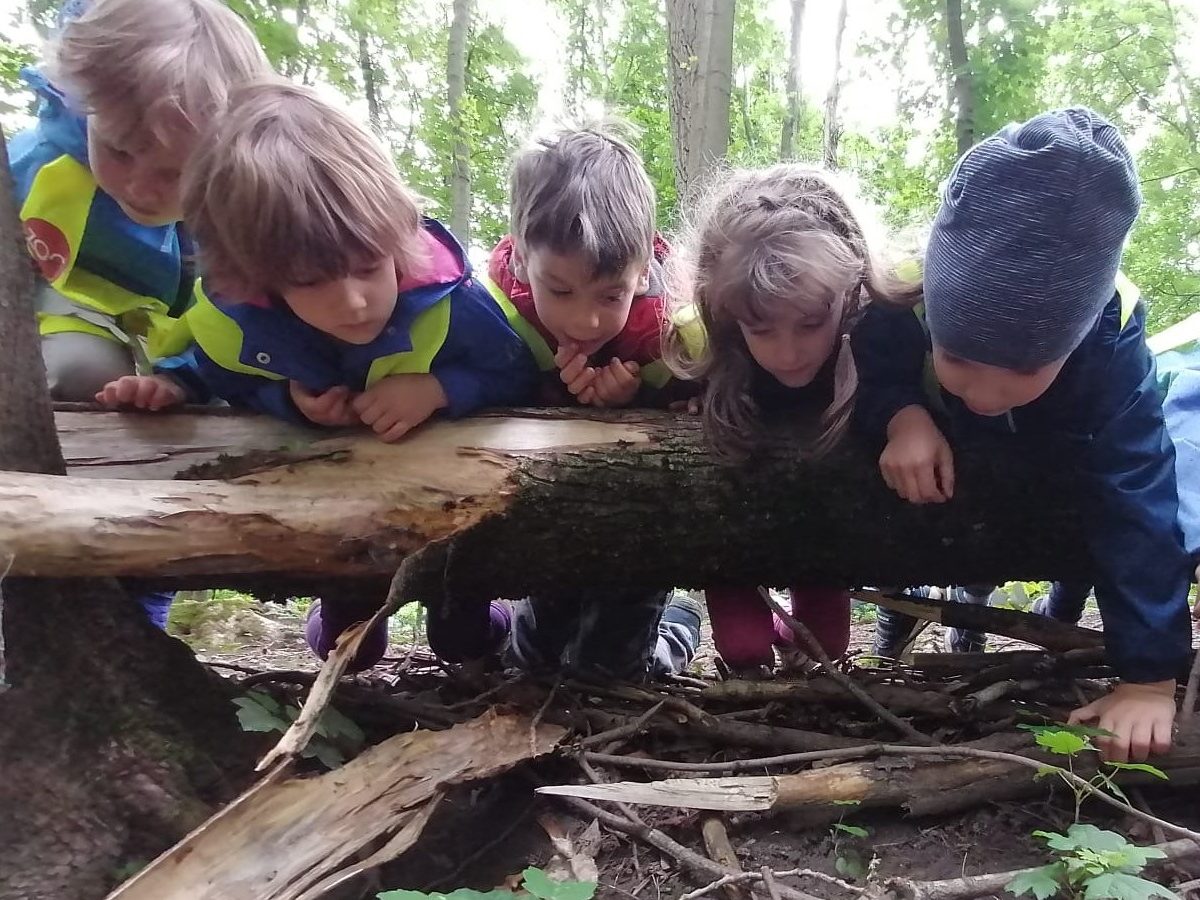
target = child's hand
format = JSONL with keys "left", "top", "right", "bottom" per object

{"left": 1068, "top": 680, "right": 1177, "bottom": 762}
{"left": 289, "top": 382, "right": 359, "bottom": 427}
{"left": 94, "top": 375, "right": 185, "bottom": 411}
{"left": 668, "top": 396, "right": 702, "bottom": 415}
{"left": 578, "top": 358, "right": 640, "bottom": 408}
{"left": 351, "top": 373, "right": 447, "bottom": 443}
{"left": 880, "top": 405, "right": 955, "bottom": 504}
{"left": 554, "top": 343, "right": 598, "bottom": 401}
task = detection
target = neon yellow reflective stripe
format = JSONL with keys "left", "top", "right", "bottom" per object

{"left": 186, "top": 284, "right": 284, "bottom": 380}
{"left": 366, "top": 295, "right": 453, "bottom": 385}
{"left": 37, "top": 312, "right": 124, "bottom": 342}
{"left": 21, "top": 155, "right": 169, "bottom": 319}
{"left": 1113, "top": 270, "right": 1140, "bottom": 330}
{"left": 478, "top": 273, "right": 556, "bottom": 371}
{"left": 145, "top": 309, "right": 194, "bottom": 359}
{"left": 671, "top": 303, "right": 707, "bottom": 360}
{"left": 895, "top": 257, "right": 923, "bottom": 283}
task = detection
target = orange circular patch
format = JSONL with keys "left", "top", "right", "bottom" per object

{"left": 23, "top": 218, "right": 71, "bottom": 282}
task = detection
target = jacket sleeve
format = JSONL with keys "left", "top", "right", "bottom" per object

{"left": 851, "top": 304, "right": 933, "bottom": 443}
{"left": 1082, "top": 302, "right": 1193, "bottom": 683}
{"left": 430, "top": 279, "right": 539, "bottom": 417}
{"left": 155, "top": 346, "right": 304, "bottom": 423}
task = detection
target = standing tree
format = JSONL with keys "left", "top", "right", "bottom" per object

{"left": 780, "top": 0, "right": 805, "bottom": 159}
{"left": 667, "top": 0, "right": 736, "bottom": 200}
{"left": 822, "top": 0, "right": 849, "bottom": 169}
{"left": 0, "top": 130, "right": 244, "bottom": 900}
{"left": 945, "top": 0, "right": 974, "bottom": 155}
{"left": 447, "top": 0, "right": 473, "bottom": 245}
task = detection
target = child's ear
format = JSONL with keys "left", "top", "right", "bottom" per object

{"left": 636, "top": 263, "right": 651, "bottom": 296}
{"left": 511, "top": 246, "right": 529, "bottom": 282}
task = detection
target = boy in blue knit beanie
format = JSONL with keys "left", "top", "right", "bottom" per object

{"left": 855, "top": 108, "right": 1194, "bottom": 763}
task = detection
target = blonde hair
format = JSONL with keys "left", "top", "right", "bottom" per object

{"left": 47, "top": 0, "right": 270, "bottom": 149}
{"left": 182, "top": 78, "right": 424, "bottom": 295}
{"left": 665, "top": 164, "right": 922, "bottom": 463}
{"left": 510, "top": 119, "right": 655, "bottom": 276}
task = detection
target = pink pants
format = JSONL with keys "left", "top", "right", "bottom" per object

{"left": 705, "top": 587, "right": 851, "bottom": 670}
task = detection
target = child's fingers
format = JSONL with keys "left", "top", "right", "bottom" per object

{"left": 1150, "top": 715, "right": 1174, "bottom": 756}
{"left": 913, "top": 464, "right": 944, "bottom": 504}
{"left": 565, "top": 367, "right": 598, "bottom": 396}
{"left": 937, "top": 443, "right": 956, "bottom": 499}
{"left": 554, "top": 342, "right": 581, "bottom": 370}
{"left": 559, "top": 354, "right": 591, "bottom": 386}
{"left": 577, "top": 385, "right": 597, "bottom": 405}
{"left": 378, "top": 418, "right": 414, "bottom": 443}
{"left": 94, "top": 383, "right": 120, "bottom": 407}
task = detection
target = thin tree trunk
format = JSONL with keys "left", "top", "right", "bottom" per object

{"left": 700, "top": 0, "right": 734, "bottom": 166}
{"left": 822, "top": 0, "right": 849, "bottom": 169}
{"left": 945, "top": 0, "right": 974, "bottom": 156}
{"left": 667, "top": 0, "right": 707, "bottom": 199}
{"left": 358, "top": 30, "right": 382, "bottom": 134}
{"left": 780, "top": 0, "right": 805, "bottom": 159}
{"left": 0, "top": 126, "right": 245, "bottom": 900}
{"left": 447, "top": 0, "right": 472, "bottom": 245}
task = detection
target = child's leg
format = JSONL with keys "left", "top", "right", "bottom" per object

{"left": 137, "top": 590, "right": 176, "bottom": 631}
{"left": 650, "top": 592, "right": 703, "bottom": 677}
{"left": 872, "top": 607, "right": 922, "bottom": 658}
{"left": 1033, "top": 581, "right": 1091, "bottom": 624}
{"left": 704, "top": 587, "right": 776, "bottom": 670}
{"left": 775, "top": 588, "right": 851, "bottom": 659}
{"left": 426, "top": 599, "right": 511, "bottom": 663}
{"left": 506, "top": 592, "right": 582, "bottom": 673}
{"left": 41, "top": 329, "right": 135, "bottom": 401}
{"left": 565, "top": 588, "right": 672, "bottom": 680}
{"left": 304, "top": 594, "right": 390, "bottom": 673}
{"left": 943, "top": 584, "right": 995, "bottom": 653}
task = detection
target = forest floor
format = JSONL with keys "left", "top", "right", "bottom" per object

{"left": 169, "top": 592, "right": 1200, "bottom": 900}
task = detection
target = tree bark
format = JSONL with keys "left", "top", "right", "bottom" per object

{"left": 447, "top": 0, "right": 472, "bottom": 245}
{"left": 16, "top": 408, "right": 1101, "bottom": 597}
{"left": 0, "top": 130, "right": 245, "bottom": 900}
{"left": 780, "top": 0, "right": 805, "bottom": 159}
{"left": 358, "top": 29, "right": 383, "bottom": 134}
{"left": 667, "top": 0, "right": 733, "bottom": 200}
{"left": 945, "top": 0, "right": 975, "bottom": 156}
{"left": 822, "top": 0, "right": 848, "bottom": 170}
{"left": 699, "top": 0, "right": 734, "bottom": 166}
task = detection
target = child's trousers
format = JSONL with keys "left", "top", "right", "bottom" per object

{"left": 705, "top": 586, "right": 851, "bottom": 670}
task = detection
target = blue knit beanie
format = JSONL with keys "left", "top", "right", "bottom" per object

{"left": 924, "top": 107, "right": 1141, "bottom": 368}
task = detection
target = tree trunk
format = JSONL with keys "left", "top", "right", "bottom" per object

{"left": 699, "top": 0, "right": 734, "bottom": 166}
{"left": 16, "top": 408, "right": 1099, "bottom": 596}
{"left": 945, "top": 0, "right": 975, "bottom": 156}
{"left": 667, "top": 0, "right": 733, "bottom": 200}
{"left": 0, "top": 129, "right": 245, "bottom": 900}
{"left": 447, "top": 0, "right": 472, "bottom": 245}
{"left": 780, "top": 0, "right": 805, "bottom": 159}
{"left": 358, "top": 29, "right": 382, "bottom": 134}
{"left": 822, "top": 0, "right": 848, "bottom": 170}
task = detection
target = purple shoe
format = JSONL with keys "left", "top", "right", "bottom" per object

{"left": 304, "top": 600, "right": 390, "bottom": 673}
{"left": 426, "top": 600, "right": 511, "bottom": 663}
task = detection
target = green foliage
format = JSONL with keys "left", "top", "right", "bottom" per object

{"left": 233, "top": 690, "right": 364, "bottom": 770}
{"left": 1008, "top": 825, "right": 1178, "bottom": 900}
{"left": 377, "top": 867, "right": 597, "bottom": 900}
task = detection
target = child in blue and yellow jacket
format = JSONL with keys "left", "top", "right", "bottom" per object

{"left": 854, "top": 108, "right": 1194, "bottom": 763}
{"left": 98, "top": 79, "right": 539, "bottom": 665}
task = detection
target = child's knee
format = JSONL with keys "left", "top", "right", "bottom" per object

{"left": 41, "top": 332, "right": 135, "bottom": 400}
{"left": 705, "top": 587, "right": 775, "bottom": 668}
{"left": 779, "top": 588, "right": 851, "bottom": 658}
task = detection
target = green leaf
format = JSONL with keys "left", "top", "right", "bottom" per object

{"left": 831, "top": 799, "right": 863, "bottom": 807}
{"left": 233, "top": 695, "right": 288, "bottom": 734}
{"left": 835, "top": 853, "right": 869, "bottom": 879}
{"left": 307, "top": 740, "right": 346, "bottom": 770}
{"left": 521, "top": 867, "right": 597, "bottom": 900}
{"left": 1082, "top": 873, "right": 1180, "bottom": 900}
{"left": 1064, "top": 825, "right": 1140, "bottom": 855}
{"left": 1105, "top": 762, "right": 1168, "bottom": 780}
{"left": 319, "top": 705, "right": 366, "bottom": 745}
{"left": 1036, "top": 730, "right": 1093, "bottom": 756}
{"left": 1035, "top": 765, "right": 1063, "bottom": 780}
{"left": 1007, "top": 864, "right": 1066, "bottom": 899}
{"left": 832, "top": 823, "right": 870, "bottom": 838}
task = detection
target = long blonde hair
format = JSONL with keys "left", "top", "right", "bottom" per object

{"left": 665, "top": 164, "right": 922, "bottom": 463}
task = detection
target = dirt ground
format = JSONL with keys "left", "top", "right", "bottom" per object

{"left": 177, "top": 593, "right": 1200, "bottom": 900}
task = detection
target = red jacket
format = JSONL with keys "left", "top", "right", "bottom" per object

{"left": 487, "top": 234, "right": 690, "bottom": 406}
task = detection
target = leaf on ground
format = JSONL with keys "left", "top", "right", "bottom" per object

{"left": 1082, "top": 873, "right": 1181, "bottom": 900}
{"left": 832, "top": 823, "right": 870, "bottom": 838}
{"left": 233, "top": 694, "right": 288, "bottom": 734}
{"left": 1006, "top": 863, "right": 1066, "bottom": 900}
{"left": 521, "top": 866, "right": 597, "bottom": 900}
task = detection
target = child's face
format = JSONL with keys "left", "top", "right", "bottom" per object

{"left": 281, "top": 256, "right": 399, "bottom": 345}
{"left": 87, "top": 115, "right": 187, "bottom": 227}
{"left": 523, "top": 246, "right": 647, "bottom": 355}
{"left": 739, "top": 304, "right": 841, "bottom": 389}
{"left": 932, "top": 346, "right": 1067, "bottom": 416}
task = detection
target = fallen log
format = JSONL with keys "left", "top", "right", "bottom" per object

{"left": 5, "top": 407, "right": 1098, "bottom": 593}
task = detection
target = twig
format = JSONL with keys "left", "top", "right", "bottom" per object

{"left": 444, "top": 674, "right": 520, "bottom": 711}
{"left": 761, "top": 867, "right": 781, "bottom": 900}
{"left": 532, "top": 679, "right": 561, "bottom": 756}
{"left": 679, "top": 868, "right": 859, "bottom": 900}
{"left": 758, "top": 587, "right": 934, "bottom": 745}
{"left": 1180, "top": 646, "right": 1200, "bottom": 729}
{"left": 886, "top": 838, "right": 1200, "bottom": 900}
{"left": 0, "top": 553, "right": 12, "bottom": 692}
{"left": 577, "top": 701, "right": 667, "bottom": 750}
{"left": 582, "top": 747, "right": 878, "bottom": 774}
{"left": 700, "top": 817, "right": 748, "bottom": 900}
{"left": 554, "top": 795, "right": 822, "bottom": 900}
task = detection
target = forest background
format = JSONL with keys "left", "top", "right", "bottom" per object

{"left": 1, "top": 0, "right": 1197, "bottom": 332}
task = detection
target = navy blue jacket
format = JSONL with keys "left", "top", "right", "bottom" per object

{"left": 852, "top": 294, "right": 1193, "bottom": 683}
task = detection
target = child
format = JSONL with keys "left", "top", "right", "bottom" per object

{"left": 96, "top": 79, "right": 540, "bottom": 667}
{"left": 421, "top": 121, "right": 703, "bottom": 681}
{"left": 9, "top": 0, "right": 268, "bottom": 401}
{"left": 484, "top": 122, "right": 687, "bottom": 409}
{"left": 664, "top": 164, "right": 922, "bottom": 675}
{"left": 856, "top": 108, "right": 1194, "bottom": 762}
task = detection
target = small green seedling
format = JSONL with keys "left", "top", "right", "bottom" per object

{"left": 233, "top": 690, "right": 364, "bottom": 769}
{"left": 1007, "top": 824, "right": 1179, "bottom": 900}
{"left": 377, "top": 867, "right": 597, "bottom": 900}
{"left": 829, "top": 800, "right": 871, "bottom": 880}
